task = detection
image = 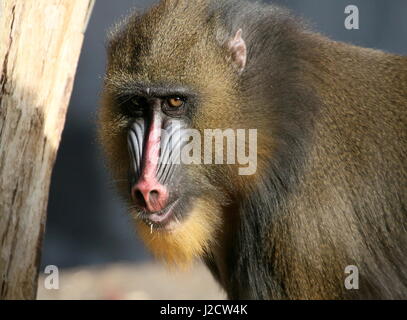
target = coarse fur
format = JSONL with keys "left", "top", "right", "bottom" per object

{"left": 99, "top": 0, "right": 407, "bottom": 299}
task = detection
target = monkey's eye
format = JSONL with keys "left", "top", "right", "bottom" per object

{"left": 162, "top": 97, "right": 187, "bottom": 117}
{"left": 167, "top": 97, "right": 184, "bottom": 108}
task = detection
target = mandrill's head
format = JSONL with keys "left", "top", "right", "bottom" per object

{"left": 99, "top": 0, "right": 266, "bottom": 267}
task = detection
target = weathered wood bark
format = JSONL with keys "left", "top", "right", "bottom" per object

{"left": 0, "top": 0, "right": 94, "bottom": 299}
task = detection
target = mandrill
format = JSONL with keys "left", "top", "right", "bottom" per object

{"left": 98, "top": 0, "right": 407, "bottom": 299}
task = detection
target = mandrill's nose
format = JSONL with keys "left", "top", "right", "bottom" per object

{"left": 131, "top": 178, "right": 169, "bottom": 212}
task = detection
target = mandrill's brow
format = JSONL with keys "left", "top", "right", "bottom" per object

{"left": 113, "top": 81, "right": 197, "bottom": 100}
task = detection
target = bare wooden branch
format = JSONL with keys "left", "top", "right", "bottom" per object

{"left": 0, "top": 0, "right": 94, "bottom": 300}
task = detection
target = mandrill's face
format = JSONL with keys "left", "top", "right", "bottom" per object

{"left": 99, "top": 74, "right": 229, "bottom": 266}
{"left": 99, "top": 75, "right": 228, "bottom": 230}
{"left": 106, "top": 83, "right": 226, "bottom": 231}
{"left": 98, "top": 4, "right": 252, "bottom": 266}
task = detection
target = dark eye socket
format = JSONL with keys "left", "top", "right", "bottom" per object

{"left": 131, "top": 96, "right": 147, "bottom": 106}
{"left": 119, "top": 95, "right": 146, "bottom": 118}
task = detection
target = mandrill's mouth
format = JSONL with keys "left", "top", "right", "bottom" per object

{"left": 135, "top": 199, "right": 181, "bottom": 231}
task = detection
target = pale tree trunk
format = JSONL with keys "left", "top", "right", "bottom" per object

{"left": 0, "top": 0, "right": 94, "bottom": 299}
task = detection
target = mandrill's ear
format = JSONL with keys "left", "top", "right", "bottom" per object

{"left": 227, "top": 29, "right": 247, "bottom": 73}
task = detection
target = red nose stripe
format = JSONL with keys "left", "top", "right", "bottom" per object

{"left": 131, "top": 112, "right": 169, "bottom": 212}
{"left": 142, "top": 112, "right": 161, "bottom": 181}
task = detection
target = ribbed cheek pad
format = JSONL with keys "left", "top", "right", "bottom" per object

{"left": 128, "top": 119, "right": 188, "bottom": 185}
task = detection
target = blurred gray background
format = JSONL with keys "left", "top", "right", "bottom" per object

{"left": 40, "top": 0, "right": 407, "bottom": 270}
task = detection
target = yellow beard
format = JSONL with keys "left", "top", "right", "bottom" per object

{"left": 135, "top": 198, "right": 221, "bottom": 269}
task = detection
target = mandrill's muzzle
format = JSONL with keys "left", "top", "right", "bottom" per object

{"left": 127, "top": 118, "right": 186, "bottom": 213}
